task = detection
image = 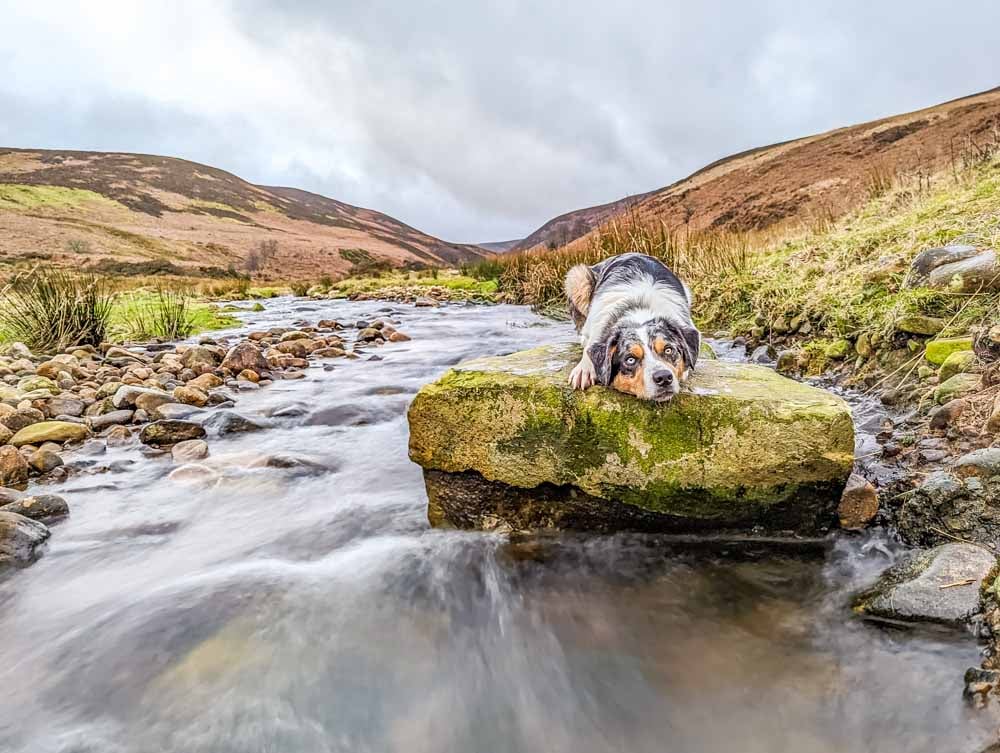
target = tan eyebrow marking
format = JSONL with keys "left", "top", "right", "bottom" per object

{"left": 629, "top": 343, "right": 644, "bottom": 359}
{"left": 652, "top": 336, "right": 667, "bottom": 355}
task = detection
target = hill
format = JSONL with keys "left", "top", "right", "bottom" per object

{"left": 476, "top": 239, "right": 522, "bottom": 253}
{"left": 0, "top": 148, "right": 487, "bottom": 281}
{"left": 516, "top": 87, "right": 1000, "bottom": 253}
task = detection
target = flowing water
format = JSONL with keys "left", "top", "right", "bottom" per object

{"left": 0, "top": 299, "right": 995, "bottom": 752}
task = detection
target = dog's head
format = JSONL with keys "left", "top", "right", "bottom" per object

{"left": 588, "top": 318, "right": 700, "bottom": 401}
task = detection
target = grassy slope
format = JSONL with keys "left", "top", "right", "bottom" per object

{"left": 695, "top": 159, "right": 1000, "bottom": 342}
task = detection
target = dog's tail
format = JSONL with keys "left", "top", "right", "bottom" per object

{"left": 565, "top": 264, "right": 595, "bottom": 331}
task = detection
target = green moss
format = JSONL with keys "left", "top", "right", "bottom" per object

{"left": 938, "top": 350, "right": 978, "bottom": 382}
{"left": 408, "top": 343, "right": 854, "bottom": 527}
{"left": 925, "top": 336, "right": 974, "bottom": 365}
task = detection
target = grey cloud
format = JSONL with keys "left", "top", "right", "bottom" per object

{"left": 2, "top": 1, "right": 999, "bottom": 242}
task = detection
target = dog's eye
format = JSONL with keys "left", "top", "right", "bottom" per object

{"left": 662, "top": 343, "right": 674, "bottom": 355}
{"left": 624, "top": 355, "right": 638, "bottom": 367}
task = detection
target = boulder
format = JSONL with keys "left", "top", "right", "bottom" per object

{"left": 0, "top": 494, "right": 68, "bottom": 522}
{"left": 0, "top": 511, "right": 49, "bottom": 565}
{"left": 927, "top": 249, "right": 1000, "bottom": 293}
{"left": 925, "top": 336, "right": 975, "bottom": 366}
{"left": 180, "top": 346, "right": 221, "bottom": 370}
{"left": 853, "top": 543, "right": 996, "bottom": 626}
{"left": 897, "top": 451, "right": 1000, "bottom": 545}
{"left": 939, "top": 350, "right": 978, "bottom": 383}
{"left": 934, "top": 373, "right": 981, "bottom": 404}
{"left": 10, "top": 421, "right": 90, "bottom": 447}
{"left": 407, "top": 344, "right": 855, "bottom": 534}
{"left": 174, "top": 385, "right": 209, "bottom": 407}
{"left": 202, "top": 410, "right": 269, "bottom": 436}
{"left": 172, "top": 439, "right": 209, "bottom": 464}
{"left": 220, "top": 342, "right": 269, "bottom": 374}
{"left": 46, "top": 396, "right": 85, "bottom": 418}
{"left": 28, "top": 449, "right": 64, "bottom": 475}
{"left": 88, "top": 410, "right": 134, "bottom": 430}
{"left": 139, "top": 420, "right": 206, "bottom": 447}
{"left": 908, "top": 244, "right": 981, "bottom": 283}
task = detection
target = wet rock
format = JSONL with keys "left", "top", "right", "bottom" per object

{"left": 855, "top": 332, "right": 873, "bottom": 359}
{"left": 0, "top": 425, "right": 12, "bottom": 446}
{"left": 854, "top": 543, "right": 996, "bottom": 626}
{"left": 388, "top": 331, "right": 411, "bottom": 342}
{"left": 897, "top": 315, "right": 946, "bottom": 336}
{"left": 174, "top": 385, "right": 209, "bottom": 407}
{"left": 925, "top": 336, "right": 975, "bottom": 366}
{"left": 172, "top": 439, "right": 210, "bottom": 464}
{"left": 134, "top": 391, "right": 178, "bottom": 414}
{"left": 153, "top": 403, "right": 205, "bottom": 421}
{"left": 140, "top": 420, "right": 207, "bottom": 447}
{"left": 306, "top": 403, "right": 396, "bottom": 427}
{"left": 357, "top": 327, "right": 384, "bottom": 343}
{"left": 1, "top": 494, "right": 68, "bottom": 522}
{"left": 201, "top": 410, "right": 268, "bottom": 436}
{"left": 10, "top": 421, "right": 90, "bottom": 447}
{"left": 838, "top": 473, "right": 879, "bottom": 529}
{"left": 88, "top": 410, "right": 134, "bottom": 430}
{"left": 0, "top": 487, "right": 21, "bottom": 506}
{"left": 0, "top": 446, "right": 29, "bottom": 488}
{"left": 28, "top": 449, "right": 64, "bottom": 475}
{"left": 939, "top": 350, "right": 978, "bottom": 383}
{"left": 408, "top": 343, "right": 854, "bottom": 534}
{"left": 274, "top": 339, "right": 314, "bottom": 358}
{"left": 954, "top": 448, "right": 1000, "bottom": 479}
{"left": 0, "top": 511, "right": 49, "bottom": 565}
{"left": 748, "top": 344, "right": 776, "bottom": 364}
{"left": 167, "top": 463, "right": 221, "bottom": 486}
{"left": 247, "top": 453, "right": 331, "bottom": 475}
{"left": 934, "top": 373, "right": 981, "bottom": 404}
{"left": 929, "top": 399, "right": 968, "bottom": 430}
{"left": 104, "top": 346, "right": 151, "bottom": 364}
{"left": 104, "top": 425, "right": 134, "bottom": 447}
{"left": 220, "top": 341, "right": 270, "bottom": 375}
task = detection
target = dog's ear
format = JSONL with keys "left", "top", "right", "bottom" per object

{"left": 681, "top": 326, "right": 701, "bottom": 370}
{"left": 588, "top": 336, "right": 617, "bottom": 386}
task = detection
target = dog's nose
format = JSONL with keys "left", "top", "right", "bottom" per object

{"left": 653, "top": 370, "right": 673, "bottom": 387}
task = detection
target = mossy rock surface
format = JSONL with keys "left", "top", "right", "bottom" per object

{"left": 10, "top": 421, "right": 90, "bottom": 447}
{"left": 938, "top": 350, "right": 977, "bottom": 383}
{"left": 925, "top": 336, "right": 974, "bottom": 366}
{"left": 408, "top": 343, "right": 855, "bottom": 534}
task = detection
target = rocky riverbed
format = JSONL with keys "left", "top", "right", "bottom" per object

{"left": 1, "top": 296, "right": 999, "bottom": 752}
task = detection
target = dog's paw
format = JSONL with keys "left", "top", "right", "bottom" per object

{"left": 569, "top": 359, "right": 596, "bottom": 390}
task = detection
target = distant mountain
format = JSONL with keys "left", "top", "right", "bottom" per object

{"left": 0, "top": 148, "right": 487, "bottom": 280}
{"left": 476, "top": 239, "right": 523, "bottom": 253}
{"left": 516, "top": 86, "right": 1000, "bottom": 253}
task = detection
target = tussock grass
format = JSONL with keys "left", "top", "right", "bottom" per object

{"left": 479, "top": 156, "right": 1000, "bottom": 343}
{"left": 0, "top": 270, "right": 114, "bottom": 352}
{"left": 116, "top": 289, "right": 198, "bottom": 341}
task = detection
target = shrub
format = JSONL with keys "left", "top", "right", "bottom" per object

{"left": 0, "top": 270, "right": 114, "bottom": 352}
{"left": 290, "top": 281, "right": 310, "bottom": 297}
{"left": 119, "top": 289, "right": 197, "bottom": 341}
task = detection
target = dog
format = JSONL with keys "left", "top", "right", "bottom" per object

{"left": 565, "top": 252, "right": 701, "bottom": 401}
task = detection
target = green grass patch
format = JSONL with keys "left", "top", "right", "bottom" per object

{"left": 109, "top": 291, "right": 240, "bottom": 341}
{"left": 0, "top": 184, "right": 124, "bottom": 211}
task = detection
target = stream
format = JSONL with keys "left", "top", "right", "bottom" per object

{"left": 0, "top": 298, "right": 995, "bottom": 752}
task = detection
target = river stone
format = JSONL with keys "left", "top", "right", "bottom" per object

{"left": 28, "top": 449, "right": 64, "bottom": 475}
{"left": 0, "top": 511, "right": 50, "bottom": 565}
{"left": 180, "top": 346, "right": 221, "bottom": 370}
{"left": 16, "top": 376, "right": 59, "bottom": 396}
{"left": 201, "top": 410, "right": 269, "bottom": 436}
{"left": 934, "top": 373, "right": 981, "bottom": 404}
{"left": 46, "top": 396, "right": 85, "bottom": 418}
{"left": 854, "top": 543, "right": 996, "bottom": 626}
{"left": 139, "top": 420, "right": 207, "bottom": 447}
{"left": 220, "top": 342, "right": 269, "bottom": 374}
{"left": 10, "top": 421, "right": 91, "bottom": 447}
{"left": 134, "top": 391, "right": 178, "bottom": 414}
{"left": 112, "top": 385, "right": 170, "bottom": 409}
{"left": 88, "top": 410, "right": 134, "bottom": 430}
{"left": 153, "top": 403, "right": 205, "bottom": 421}
{"left": 838, "top": 473, "right": 879, "bottom": 529}
{"left": 0, "top": 446, "right": 29, "bottom": 488}
{"left": 407, "top": 343, "right": 855, "bottom": 534}
{"left": 925, "top": 336, "right": 975, "bottom": 366}
{"left": 172, "top": 439, "right": 209, "bottom": 464}
{"left": 939, "top": 350, "right": 978, "bottom": 383}
{"left": 0, "top": 494, "right": 68, "bottom": 522}
{"left": 174, "top": 385, "right": 208, "bottom": 407}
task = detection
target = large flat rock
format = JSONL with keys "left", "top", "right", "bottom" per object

{"left": 408, "top": 343, "right": 854, "bottom": 534}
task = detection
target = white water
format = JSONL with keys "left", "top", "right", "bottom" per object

{"left": 0, "top": 298, "right": 994, "bottom": 752}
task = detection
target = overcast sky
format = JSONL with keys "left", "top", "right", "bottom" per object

{"left": 1, "top": 2, "right": 998, "bottom": 243}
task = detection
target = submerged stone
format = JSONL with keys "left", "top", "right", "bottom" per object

{"left": 853, "top": 543, "right": 996, "bottom": 626}
{"left": 408, "top": 343, "right": 854, "bottom": 534}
